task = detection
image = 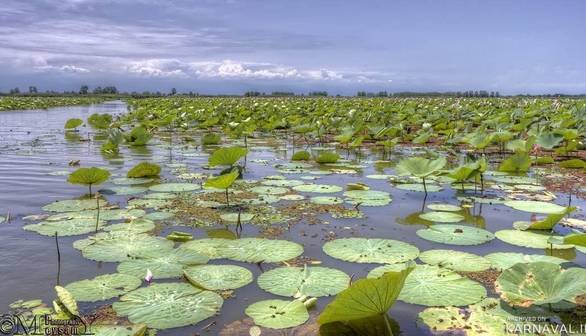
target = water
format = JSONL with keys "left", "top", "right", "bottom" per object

{"left": 0, "top": 102, "right": 584, "bottom": 335}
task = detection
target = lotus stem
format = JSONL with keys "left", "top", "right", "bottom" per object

{"left": 225, "top": 188, "right": 230, "bottom": 206}
{"left": 383, "top": 313, "right": 394, "bottom": 336}
{"left": 422, "top": 177, "right": 428, "bottom": 195}
{"left": 95, "top": 193, "right": 100, "bottom": 233}
{"left": 55, "top": 232, "right": 61, "bottom": 286}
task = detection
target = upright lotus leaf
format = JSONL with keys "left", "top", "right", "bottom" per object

{"left": 496, "top": 262, "right": 586, "bottom": 307}
{"left": 323, "top": 238, "right": 419, "bottom": 264}
{"left": 396, "top": 157, "right": 446, "bottom": 194}
{"left": 318, "top": 265, "right": 414, "bottom": 324}
{"left": 257, "top": 265, "right": 350, "bottom": 297}
{"left": 113, "top": 283, "right": 223, "bottom": 329}
{"left": 68, "top": 167, "right": 111, "bottom": 194}
{"left": 513, "top": 206, "right": 576, "bottom": 230}
{"left": 418, "top": 298, "right": 555, "bottom": 336}
{"left": 208, "top": 146, "right": 248, "bottom": 167}
{"left": 485, "top": 252, "right": 567, "bottom": 271}
{"left": 88, "top": 113, "right": 112, "bottom": 129}
{"left": 127, "top": 162, "right": 161, "bottom": 178}
{"left": 204, "top": 170, "right": 239, "bottom": 190}
{"left": 118, "top": 248, "right": 209, "bottom": 279}
{"left": 416, "top": 225, "right": 494, "bottom": 245}
{"left": 184, "top": 264, "right": 253, "bottom": 290}
{"left": 377, "top": 264, "right": 486, "bottom": 307}
{"left": 498, "top": 153, "right": 531, "bottom": 173}
{"left": 64, "top": 118, "right": 83, "bottom": 129}
{"left": 419, "top": 249, "right": 491, "bottom": 272}
{"left": 65, "top": 273, "right": 141, "bottom": 302}
{"left": 245, "top": 299, "right": 309, "bottom": 329}
{"left": 55, "top": 286, "right": 79, "bottom": 316}
{"left": 220, "top": 238, "right": 304, "bottom": 263}
{"left": 504, "top": 200, "right": 567, "bottom": 215}
{"left": 536, "top": 132, "right": 564, "bottom": 149}
{"left": 561, "top": 233, "right": 586, "bottom": 247}
{"left": 126, "top": 126, "right": 151, "bottom": 146}
{"left": 315, "top": 151, "right": 340, "bottom": 164}
{"left": 495, "top": 230, "right": 574, "bottom": 249}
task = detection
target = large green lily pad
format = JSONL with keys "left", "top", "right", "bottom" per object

{"left": 374, "top": 264, "right": 486, "bottom": 306}
{"left": 65, "top": 273, "right": 141, "bottom": 302}
{"left": 503, "top": 200, "right": 567, "bottom": 214}
{"left": 245, "top": 299, "right": 309, "bottom": 329}
{"left": 184, "top": 265, "right": 253, "bottom": 290}
{"left": 485, "top": 252, "right": 567, "bottom": 271}
{"left": 24, "top": 218, "right": 105, "bottom": 236}
{"left": 103, "top": 218, "right": 155, "bottom": 234}
{"left": 118, "top": 248, "right": 209, "bottom": 279}
{"left": 416, "top": 225, "right": 494, "bottom": 245}
{"left": 257, "top": 265, "right": 349, "bottom": 297}
{"left": 179, "top": 238, "right": 232, "bottom": 259}
{"left": 395, "top": 183, "right": 442, "bottom": 192}
{"left": 113, "top": 283, "right": 223, "bottom": 329}
{"left": 221, "top": 238, "right": 304, "bottom": 263}
{"left": 419, "top": 250, "right": 491, "bottom": 272}
{"left": 112, "top": 177, "right": 154, "bottom": 185}
{"left": 82, "top": 234, "right": 174, "bottom": 262}
{"left": 426, "top": 203, "right": 462, "bottom": 212}
{"left": 418, "top": 212, "right": 465, "bottom": 223}
{"left": 496, "top": 262, "right": 586, "bottom": 307}
{"left": 148, "top": 183, "right": 200, "bottom": 193}
{"left": 494, "top": 230, "right": 574, "bottom": 249}
{"left": 250, "top": 186, "right": 289, "bottom": 195}
{"left": 293, "top": 184, "right": 343, "bottom": 193}
{"left": 42, "top": 199, "right": 107, "bottom": 212}
{"left": 261, "top": 179, "right": 304, "bottom": 187}
{"left": 323, "top": 238, "right": 419, "bottom": 264}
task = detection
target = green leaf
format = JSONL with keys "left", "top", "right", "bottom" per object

{"left": 127, "top": 162, "right": 161, "bottom": 178}
{"left": 55, "top": 286, "right": 79, "bottom": 316}
{"left": 68, "top": 167, "right": 111, "bottom": 186}
{"left": 65, "top": 273, "right": 141, "bottom": 302}
{"left": 318, "top": 264, "right": 414, "bottom": 324}
{"left": 513, "top": 206, "right": 576, "bottom": 230}
{"left": 184, "top": 264, "right": 253, "bottom": 290}
{"left": 245, "top": 299, "right": 309, "bottom": 329}
{"left": 64, "top": 118, "right": 83, "bottom": 129}
{"left": 536, "top": 132, "right": 563, "bottom": 149}
{"left": 257, "top": 265, "right": 349, "bottom": 297}
{"left": 396, "top": 157, "right": 446, "bottom": 178}
{"left": 419, "top": 249, "right": 491, "bottom": 272}
{"left": 204, "top": 170, "right": 239, "bottom": 189}
{"left": 498, "top": 153, "right": 531, "bottom": 173}
{"left": 323, "top": 238, "right": 419, "bottom": 264}
{"left": 208, "top": 146, "right": 248, "bottom": 167}
{"left": 416, "top": 225, "right": 494, "bottom": 245}
{"left": 126, "top": 126, "right": 151, "bottom": 146}
{"left": 315, "top": 151, "right": 340, "bottom": 164}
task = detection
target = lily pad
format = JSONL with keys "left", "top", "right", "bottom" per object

{"left": 245, "top": 299, "right": 309, "bottom": 329}
{"left": 104, "top": 218, "right": 155, "bottom": 234}
{"left": 113, "top": 283, "right": 223, "bottom": 329}
{"left": 485, "top": 252, "right": 567, "bottom": 271}
{"left": 180, "top": 238, "right": 232, "bottom": 259}
{"left": 416, "top": 225, "right": 494, "bottom": 245}
{"left": 24, "top": 218, "right": 105, "bottom": 236}
{"left": 108, "top": 186, "right": 148, "bottom": 195}
{"left": 220, "top": 213, "right": 255, "bottom": 223}
{"left": 112, "top": 177, "right": 154, "bottom": 185}
{"left": 395, "top": 183, "right": 442, "bottom": 192}
{"left": 221, "top": 238, "right": 304, "bottom": 263}
{"left": 118, "top": 248, "right": 209, "bottom": 279}
{"left": 323, "top": 238, "right": 419, "bottom": 264}
{"left": 494, "top": 230, "right": 574, "bottom": 249}
{"left": 148, "top": 183, "right": 200, "bottom": 193}
{"left": 418, "top": 212, "right": 465, "bottom": 223}
{"left": 91, "top": 325, "right": 147, "bottom": 336}
{"left": 184, "top": 265, "right": 253, "bottom": 290}
{"left": 42, "top": 199, "right": 107, "bottom": 212}
{"left": 250, "top": 186, "right": 289, "bottom": 195}
{"left": 65, "top": 273, "right": 141, "bottom": 302}
{"left": 293, "top": 184, "right": 343, "bottom": 193}
{"left": 496, "top": 262, "right": 586, "bottom": 307}
{"left": 261, "top": 179, "right": 304, "bottom": 187}
{"left": 310, "top": 196, "right": 344, "bottom": 205}
{"left": 143, "top": 211, "right": 175, "bottom": 221}
{"left": 426, "top": 203, "right": 462, "bottom": 212}
{"left": 257, "top": 265, "right": 349, "bottom": 297}
{"left": 82, "top": 234, "right": 174, "bottom": 262}
{"left": 419, "top": 250, "right": 491, "bottom": 272}
{"left": 504, "top": 200, "right": 566, "bottom": 214}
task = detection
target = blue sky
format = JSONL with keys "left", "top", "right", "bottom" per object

{"left": 1, "top": 0, "right": 584, "bottom": 94}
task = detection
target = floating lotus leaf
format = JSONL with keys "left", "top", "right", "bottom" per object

{"left": 257, "top": 265, "right": 349, "bottom": 297}
{"left": 310, "top": 196, "right": 344, "bottom": 205}
{"left": 112, "top": 177, "right": 154, "bottom": 185}
{"left": 280, "top": 194, "right": 305, "bottom": 201}
{"left": 91, "top": 324, "right": 147, "bottom": 336}
{"left": 496, "top": 262, "right": 586, "bottom": 307}
{"left": 245, "top": 299, "right": 309, "bottom": 329}
{"left": 343, "top": 190, "right": 390, "bottom": 200}
{"left": 494, "top": 230, "right": 574, "bottom": 249}
{"left": 261, "top": 179, "right": 304, "bottom": 187}
{"left": 184, "top": 264, "right": 253, "bottom": 290}
{"left": 108, "top": 186, "right": 148, "bottom": 195}
{"left": 366, "top": 174, "right": 393, "bottom": 180}
{"left": 103, "top": 218, "right": 155, "bottom": 234}
{"left": 416, "top": 225, "right": 494, "bottom": 245}
{"left": 143, "top": 192, "right": 175, "bottom": 199}
{"left": 390, "top": 265, "right": 486, "bottom": 306}
{"left": 118, "top": 248, "right": 209, "bottom": 279}
{"left": 148, "top": 183, "right": 200, "bottom": 193}
{"left": 221, "top": 238, "right": 304, "bottom": 263}
{"left": 250, "top": 186, "right": 289, "bottom": 195}
{"left": 53, "top": 208, "right": 146, "bottom": 221}
{"left": 319, "top": 265, "right": 413, "bottom": 324}
{"left": 418, "top": 211, "right": 465, "bottom": 223}
{"left": 23, "top": 218, "right": 105, "bottom": 236}
{"left": 220, "top": 213, "right": 255, "bottom": 222}
{"left": 426, "top": 203, "right": 462, "bottom": 212}
{"left": 65, "top": 273, "right": 141, "bottom": 302}
{"left": 484, "top": 252, "right": 567, "bottom": 271}
{"left": 293, "top": 184, "right": 343, "bottom": 193}
{"left": 82, "top": 234, "right": 174, "bottom": 262}
{"left": 42, "top": 199, "right": 107, "bottom": 212}
{"left": 419, "top": 249, "right": 491, "bottom": 272}
{"left": 418, "top": 298, "right": 554, "bottom": 336}
{"left": 113, "top": 283, "right": 223, "bottom": 329}
{"left": 345, "top": 198, "right": 391, "bottom": 207}
{"left": 512, "top": 206, "right": 575, "bottom": 230}
{"left": 395, "top": 183, "right": 442, "bottom": 192}
{"left": 143, "top": 211, "right": 174, "bottom": 221}
{"left": 503, "top": 200, "right": 566, "bottom": 214}
{"left": 0, "top": 216, "right": 5, "bottom": 224}
{"left": 127, "top": 198, "right": 170, "bottom": 209}
{"left": 180, "top": 238, "right": 232, "bottom": 259}
{"left": 323, "top": 238, "right": 419, "bottom": 264}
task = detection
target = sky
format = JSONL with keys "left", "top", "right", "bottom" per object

{"left": 1, "top": 0, "right": 585, "bottom": 95}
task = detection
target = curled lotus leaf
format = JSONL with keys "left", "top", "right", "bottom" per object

{"left": 65, "top": 273, "right": 141, "bottom": 302}
{"left": 113, "top": 283, "right": 223, "bottom": 329}
{"left": 257, "top": 265, "right": 349, "bottom": 297}
{"left": 323, "top": 238, "right": 419, "bottom": 264}
{"left": 495, "top": 230, "right": 574, "bottom": 249}
{"left": 184, "top": 264, "right": 253, "bottom": 290}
